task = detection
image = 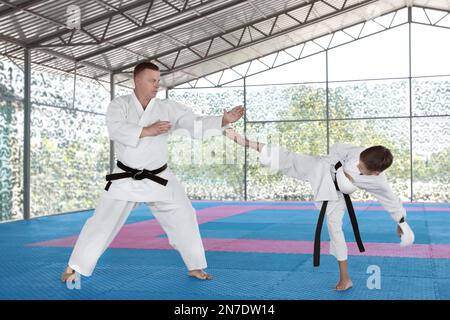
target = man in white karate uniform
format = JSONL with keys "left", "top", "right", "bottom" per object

{"left": 224, "top": 128, "right": 414, "bottom": 291}
{"left": 61, "top": 62, "right": 244, "bottom": 283}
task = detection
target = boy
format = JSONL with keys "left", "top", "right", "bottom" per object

{"left": 224, "top": 128, "right": 414, "bottom": 291}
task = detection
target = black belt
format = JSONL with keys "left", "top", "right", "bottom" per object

{"left": 105, "top": 161, "right": 168, "bottom": 191}
{"left": 313, "top": 161, "right": 365, "bottom": 267}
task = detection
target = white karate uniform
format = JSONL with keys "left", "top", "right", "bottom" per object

{"left": 68, "top": 92, "right": 225, "bottom": 276}
{"left": 260, "top": 143, "right": 406, "bottom": 261}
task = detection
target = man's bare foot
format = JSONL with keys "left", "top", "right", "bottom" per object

{"left": 188, "top": 269, "right": 213, "bottom": 280}
{"left": 334, "top": 279, "right": 353, "bottom": 291}
{"left": 60, "top": 265, "right": 77, "bottom": 283}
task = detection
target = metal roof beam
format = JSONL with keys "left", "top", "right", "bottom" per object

{"left": 74, "top": 0, "right": 248, "bottom": 61}
{"left": 92, "top": 0, "right": 142, "bottom": 27}
{"left": 0, "top": 33, "right": 27, "bottom": 47}
{"left": 0, "top": 0, "right": 100, "bottom": 44}
{"left": 115, "top": 0, "right": 378, "bottom": 73}
{"left": 26, "top": 0, "right": 155, "bottom": 46}
{"left": 0, "top": 0, "right": 46, "bottom": 18}
{"left": 167, "top": 7, "right": 410, "bottom": 88}
{"left": 0, "top": 0, "right": 66, "bottom": 28}
{"left": 34, "top": 48, "right": 111, "bottom": 72}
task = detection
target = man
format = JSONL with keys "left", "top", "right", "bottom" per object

{"left": 61, "top": 62, "right": 244, "bottom": 283}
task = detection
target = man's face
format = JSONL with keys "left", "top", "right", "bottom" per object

{"left": 134, "top": 69, "right": 160, "bottom": 98}
{"left": 357, "top": 160, "right": 380, "bottom": 176}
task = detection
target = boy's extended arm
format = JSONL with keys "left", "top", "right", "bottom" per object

{"left": 364, "top": 178, "right": 407, "bottom": 223}
{"left": 223, "top": 128, "right": 322, "bottom": 183}
{"left": 223, "top": 128, "right": 265, "bottom": 151}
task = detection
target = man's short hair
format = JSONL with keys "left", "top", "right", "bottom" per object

{"left": 360, "top": 145, "right": 393, "bottom": 172}
{"left": 133, "top": 61, "right": 159, "bottom": 78}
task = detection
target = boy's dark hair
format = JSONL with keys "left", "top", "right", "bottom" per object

{"left": 133, "top": 61, "right": 159, "bottom": 78}
{"left": 360, "top": 145, "right": 393, "bottom": 172}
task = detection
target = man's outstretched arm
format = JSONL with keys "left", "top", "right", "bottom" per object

{"left": 170, "top": 101, "right": 244, "bottom": 139}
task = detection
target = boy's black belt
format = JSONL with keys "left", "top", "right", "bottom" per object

{"left": 104, "top": 161, "right": 168, "bottom": 191}
{"left": 313, "top": 161, "right": 365, "bottom": 267}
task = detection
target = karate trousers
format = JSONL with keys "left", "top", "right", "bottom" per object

{"left": 321, "top": 195, "right": 348, "bottom": 261}
{"left": 67, "top": 182, "right": 207, "bottom": 277}
{"left": 278, "top": 151, "right": 349, "bottom": 262}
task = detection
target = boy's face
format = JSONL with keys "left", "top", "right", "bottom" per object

{"left": 357, "top": 160, "right": 380, "bottom": 176}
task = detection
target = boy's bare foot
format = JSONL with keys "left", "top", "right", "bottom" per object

{"left": 334, "top": 279, "right": 353, "bottom": 291}
{"left": 188, "top": 269, "right": 213, "bottom": 280}
{"left": 60, "top": 265, "right": 77, "bottom": 283}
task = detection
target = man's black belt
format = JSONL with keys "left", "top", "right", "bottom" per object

{"left": 105, "top": 161, "right": 168, "bottom": 191}
{"left": 313, "top": 161, "right": 365, "bottom": 267}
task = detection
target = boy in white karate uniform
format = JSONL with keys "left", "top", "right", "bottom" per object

{"left": 61, "top": 62, "right": 244, "bottom": 283}
{"left": 224, "top": 128, "right": 414, "bottom": 291}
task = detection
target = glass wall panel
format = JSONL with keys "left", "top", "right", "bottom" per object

{"left": 329, "top": 79, "right": 409, "bottom": 118}
{"left": 168, "top": 87, "right": 245, "bottom": 199}
{"left": 412, "top": 76, "right": 450, "bottom": 116}
{"left": 246, "top": 84, "right": 326, "bottom": 121}
{"left": 412, "top": 117, "right": 450, "bottom": 202}
{"left": 0, "top": 58, "right": 24, "bottom": 222}
{"left": 30, "top": 70, "right": 110, "bottom": 217}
